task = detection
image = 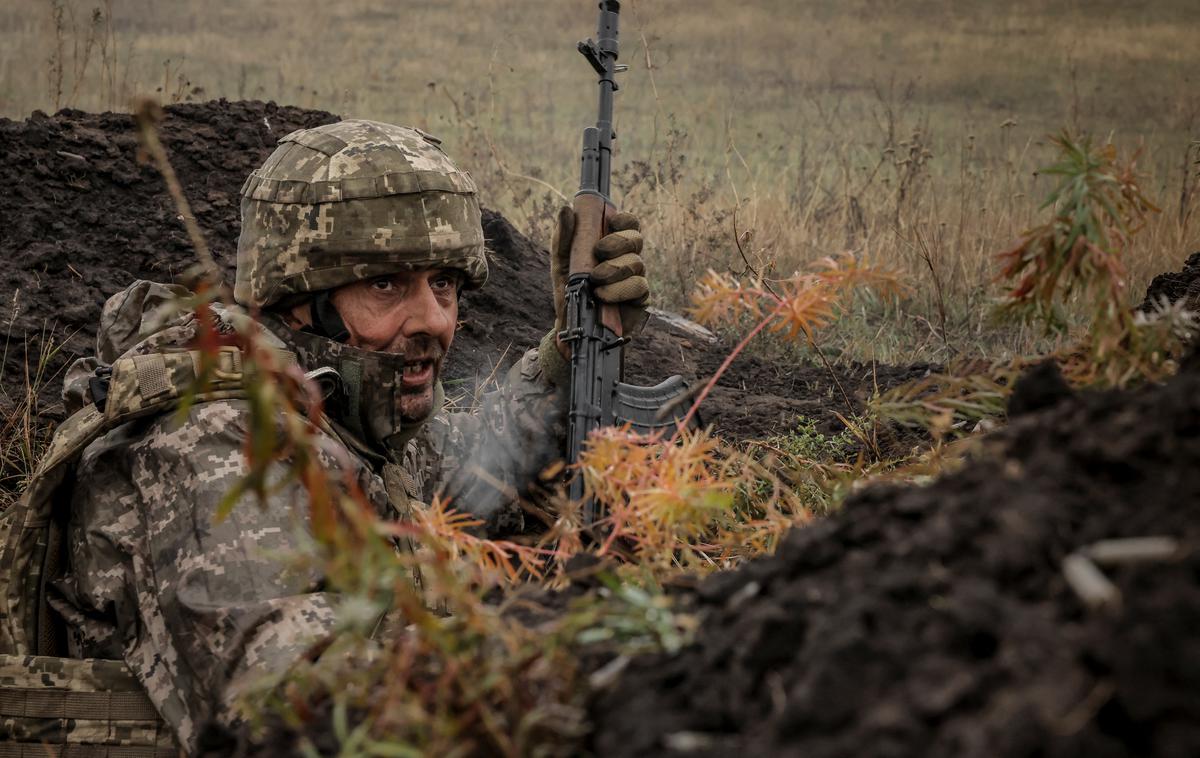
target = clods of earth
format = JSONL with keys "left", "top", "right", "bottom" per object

{"left": 0, "top": 99, "right": 923, "bottom": 451}
{"left": 589, "top": 355, "right": 1200, "bottom": 757}
{"left": 4, "top": 101, "right": 1200, "bottom": 756}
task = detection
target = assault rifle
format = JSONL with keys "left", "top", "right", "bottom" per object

{"left": 562, "top": 0, "right": 695, "bottom": 524}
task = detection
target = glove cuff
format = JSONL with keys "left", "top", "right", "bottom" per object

{"left": 538, "top": 329, "right": 571, "bottom": 389}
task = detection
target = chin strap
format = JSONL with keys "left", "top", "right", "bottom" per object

{"left": 306, "top": 289, "right": 350, "bottom": 343}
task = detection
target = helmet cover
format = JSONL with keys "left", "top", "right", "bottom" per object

{"left": 234, "top": 119, "right": 487, "bottom": 308}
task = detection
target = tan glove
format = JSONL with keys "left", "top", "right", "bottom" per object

{"left": 550, "top": 205, "right": 651, "bottom": 337}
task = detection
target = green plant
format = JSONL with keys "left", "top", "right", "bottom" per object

{"left": 994, "top": 131, "right": 1198, "bottom": 386}
{"left": 998, "top": 132, "right": 1156, "bottom": 335}
{"left": 870, "top": 358, "right": 1017, "bottom": 438}
{"left": 760, "top": 417, "right": 856, "bottom": 463}
{"left": 874, "top": 132, "right": 1193, "bottom": 439}
{"left": 737, "top": 418, "right": 856, "bottom": 513}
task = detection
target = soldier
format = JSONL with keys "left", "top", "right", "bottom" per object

{"left": 0, "top": 119, "right": 651, "bottom": 753}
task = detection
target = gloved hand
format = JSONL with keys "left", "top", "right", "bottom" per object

{"left": 550, "top": 205, "right": 651, "bottom": 339}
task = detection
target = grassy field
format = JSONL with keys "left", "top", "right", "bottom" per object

{"left": 2, "top": 0, "right": 1199, "bottom": 363}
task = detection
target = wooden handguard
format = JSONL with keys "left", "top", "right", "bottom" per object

{"left": 570, "top": 192, "right": 624, "bottom": 336}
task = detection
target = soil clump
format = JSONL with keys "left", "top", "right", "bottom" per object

{"left": 590, "top": 358, "right": 1200, "bottom": 757}
{"left": 0, "top": 99, "right": 338, "bottom": 409}
{"left": 1140, "top": 251, "right": 1200, "bottom": 312}
{"left": 0, "top": 100, "right": 920, "bottom": 446}
{"left": 9, "top": 102, "right": 1196, "bottom": 757}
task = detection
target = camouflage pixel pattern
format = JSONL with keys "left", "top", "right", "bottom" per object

{"left": 0, "top": 653, "right": 175, "bottom": 753}
{"left": 234, "top": 119, "right": 488, "bottom": 308}
{"left": 260, "top": 314, "right": 418, "bottom": 457}
{"left": 17, "top": 281, "right": 569, "bottom": 753}
{"left": 49, "top": 393, "right": 391, "bottom": 751}
{"left": 410, "top": 341, "right": 569, "bottom": 533}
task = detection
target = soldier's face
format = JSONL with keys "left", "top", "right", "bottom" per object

{"left": 331, "top": 269, "right": 461, "bottom": 421}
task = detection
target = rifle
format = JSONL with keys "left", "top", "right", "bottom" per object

{"left": 562, "top": 0, "right": 696, "bottom": 525}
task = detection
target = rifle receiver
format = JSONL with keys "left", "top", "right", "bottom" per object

{"left": 564, "top": 0, "right": 698, "bottom": 527}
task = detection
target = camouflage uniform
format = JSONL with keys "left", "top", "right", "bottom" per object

{"left": 2, "top": 119, "right": 646, "bottom": 754}
{"left": 0, "top": 121, "right": 568, "bottom": 755}
{"left": 45, "top": 282, "right": 564, "bottom": 751}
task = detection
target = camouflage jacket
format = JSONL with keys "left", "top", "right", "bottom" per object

{"left": 45, "top": 280, "right": 566, "bottom": 751}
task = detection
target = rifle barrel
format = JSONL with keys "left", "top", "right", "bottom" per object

{"left": 583, "top": 1, "right": 620, "bottom": 199}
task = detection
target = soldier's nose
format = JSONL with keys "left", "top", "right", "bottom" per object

{"left": 399, "top": 279, "right": 452, "bottom": 340}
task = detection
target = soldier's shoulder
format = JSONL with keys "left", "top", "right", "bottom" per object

{"left": 76, "top": 396, "right": 254, "bottom": 470}
{"left": 82, "top": 396, "right": 358, "bottom": 466}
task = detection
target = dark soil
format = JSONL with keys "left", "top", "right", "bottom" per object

{"left": 212, "top": 317, "right": 1200, "bottom": 758}
{"left": 0, "top": 100, "right": 922, "bottom": 444}
{"left": 0, "top": 99, "right": 338, "bottom": 409}
{"left": 1139, "top": 251, "right": 1200, "bottom": 312}
{"left": 12, "top": 102, "right": 1195, "bottom": 757}
{"left": 590, "top": 357, "right": 1200, "bottom": 757}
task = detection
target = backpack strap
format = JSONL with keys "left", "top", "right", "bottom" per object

{"left": 0, "top": 346, "right": 294, "bottom": 656}
{"left": 0, "top": 653, "right": 178, "bottom": 753}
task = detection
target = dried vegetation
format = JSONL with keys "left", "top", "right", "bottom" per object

{"left": 130, "top": 106, "right": 1192, "bottom": 755}
{"left": 2, "top": 0, "right": 1200, "bottom": 755}
{"left": 4, "top": 0, "right": 1200, "bottom": 362}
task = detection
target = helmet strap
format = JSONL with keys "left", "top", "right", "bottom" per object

{"left": 307, "top": 290, "right": 351, "bottom": 343}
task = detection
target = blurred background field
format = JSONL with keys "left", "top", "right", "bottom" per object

{"left": 2, "top": 0, "right": 1198, "bottom": 364}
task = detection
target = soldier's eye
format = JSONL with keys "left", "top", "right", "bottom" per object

{"left": 431, "top": 273, "right": 458, "bottom": 292}
{"left": 371, "top": 278, "right": 395, "bottom": 292}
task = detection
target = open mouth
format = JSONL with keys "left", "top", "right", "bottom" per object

{"left": 401, "top": 359, "right": 435, "bottom": 387}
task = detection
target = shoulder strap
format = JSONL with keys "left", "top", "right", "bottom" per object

{"left": 0, "top": 346, "right": 292, "bottom": 655}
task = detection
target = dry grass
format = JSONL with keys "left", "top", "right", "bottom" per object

{"left": 7, "top": 3, "right": 1195, "bottom": 739}
{"left": 2, "top": 0, "right": 1199, "bottom": 365}
{"left": 0, "top": 323, "right": 64, "bottom": 510}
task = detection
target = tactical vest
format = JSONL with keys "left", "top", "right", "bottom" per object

{"left": 0, "top": 346, "right": 263, "bottom": 755}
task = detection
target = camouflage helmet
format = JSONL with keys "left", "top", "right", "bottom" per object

{"left": 234, "top": 119, "right": 487, "bottom": 308}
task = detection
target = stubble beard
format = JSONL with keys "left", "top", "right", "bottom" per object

{"left": 399, "top": 382, "right": 435, "bottom": 422}
{"left": 398, "top": 353, "right": 444, "bottom": 423}
{"left": 394, "top": 334, "right": 448, "bottom": 424}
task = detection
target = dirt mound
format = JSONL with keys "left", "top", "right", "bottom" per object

{"left": 1140, "top": 251, "right": 1200, "bottom": 311}
{"left": 0, "top": 100, "right": 919, "bottom": 444}
{"left": 0, "top": 99, "right": 338, "bottom": 407}
{"left": 590, "top": 359, "right": 1200, "bottom": 757}
{"left": 13, "top": 102, "right": 1195, "bottom": 756}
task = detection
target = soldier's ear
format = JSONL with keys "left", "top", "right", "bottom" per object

{"left": 310, "top": 289, "right": 351, "bottom": 343}
{"left": 272, "top": 301, "right": 312, "bottom": 330}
